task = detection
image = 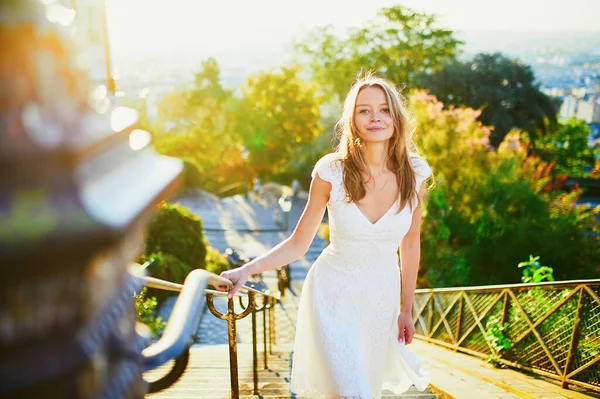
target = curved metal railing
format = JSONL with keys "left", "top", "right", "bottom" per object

{"left": 138, "top": 266, "right": 281, "bottom": 398}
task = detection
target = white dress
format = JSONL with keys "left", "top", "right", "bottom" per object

{"left": 290, "top": 152, "right": 432, "bottom": 399}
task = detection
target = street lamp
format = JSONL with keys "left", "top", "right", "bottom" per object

{"left": 278, "top": 195, "right": 292, "bottom": 232}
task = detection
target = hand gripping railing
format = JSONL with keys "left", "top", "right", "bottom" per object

{"left": 130, "top": 267, "right": 223, "bottom": 392}
{"left": 139, "top": 266, "right": 280, "bottom": 398}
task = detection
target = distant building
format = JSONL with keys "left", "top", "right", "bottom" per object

{"left": 559, "top": 95, "right": 600, "bottom": 124}
{"left": 560, "top": 95, "right": 579, "bottom": 119}
{"left": 576, "top": 100, "right": 600, "bottom": 124}
{"left": 572, "top": 88, "right": 587, "bottom": 98}
{"left": 542, "top": 88, "right": 567, "bottom": 97}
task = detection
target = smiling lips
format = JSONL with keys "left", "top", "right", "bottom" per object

{"left": 367, "top": 126, "right": 385, "bottom": 132}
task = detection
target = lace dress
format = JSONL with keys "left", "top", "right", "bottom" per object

{"left": 290, "top": 152, "right": 432, "bottom": 399}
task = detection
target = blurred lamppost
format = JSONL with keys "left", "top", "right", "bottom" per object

{"left": 0, "top": 2, "right": 184, "bottom": 397}
{"left": 276, "top": 195, "right": 293, "bottom": 296}
{"left": 278, "top": 195, "right": 292, "bottom": 233}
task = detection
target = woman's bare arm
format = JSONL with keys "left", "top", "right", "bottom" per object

{"left": 218, "top": 172, "right": 331, "bottom": 296}
{"left": 246, "top": 173, "right": 330, "bottom": 275}
{"left": 399, "top": 180, "right": 428, "bottom": 312}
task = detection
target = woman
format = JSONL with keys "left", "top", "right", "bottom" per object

{"left": 217, "top": 73, "right": 432, "bottom": 399}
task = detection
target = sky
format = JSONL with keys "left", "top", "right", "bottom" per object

{"left": 104, "top": 0, "right": 599, "bottom": 66}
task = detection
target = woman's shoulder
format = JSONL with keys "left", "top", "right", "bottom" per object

{"left": 409, "top": 152, "right": 432, "bottom": 179}
{"left": 311, "top": 152, "right": 343, "bottom": 182}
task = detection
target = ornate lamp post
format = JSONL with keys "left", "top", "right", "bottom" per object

{"left": 0, "top": 1, "right": 183, "bottom": 398}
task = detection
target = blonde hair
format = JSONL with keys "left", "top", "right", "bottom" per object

{"left": 334, "top": 72, "right": 423, "bottom": 212}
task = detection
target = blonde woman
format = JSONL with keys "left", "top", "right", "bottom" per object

{"left": 217, "top": 73, "right": 432, "bottom": 399}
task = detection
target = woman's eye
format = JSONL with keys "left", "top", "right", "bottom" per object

{"left": 382, "top": 108, "right": 390, "bottom": 113}
{"left": 359, "top": 109, "right": 369, "bottom": 114}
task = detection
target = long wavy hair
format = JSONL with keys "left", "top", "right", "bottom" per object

{"left": 334, "top": 72, "right": 423, "bottom": 213}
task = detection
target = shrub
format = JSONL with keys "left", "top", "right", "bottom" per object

{"left": 410, "top": 90, "right": 600, "bottom": 286}
{"left": 318, "top": 223, "right": 330, "bottom": 243}
{"left": 145, "top": 202, "right": 207, "bottom": 269}
{"left": 182, "top": 158, "right": 204, "bottom": 189}
{"left": 205, "top": 247, "right": 230, "bottom": 275}
{"left": 134, "top": 287, "right": 165, "bottom": 338}
{"left": 140, "top": 252, "right": 190, "bottom": 284}
{"left": 518, "top": 254, "right": 554, "bottom": 283}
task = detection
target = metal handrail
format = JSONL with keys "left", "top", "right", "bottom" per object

{"left": 415, "top": 278, "right": 600, "bottom": 292}
{"left": 141, "top": 269, "right": 214, "bottom": 371}
{"left": 137, "top": 265, "right": 280, "bottom": 398}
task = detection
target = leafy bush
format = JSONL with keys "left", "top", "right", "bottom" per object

{"left": 134, "top": 287, "right": 165, "bottom": 338}
{"left": 140, "top": 203, "right": 230, "bottom": 303}
{"left": 535, "top": 117, "right": 598, "bottom": 179}
{"left": 318, "top": 222, "right": 330, "bottom": 243}
{"left": 410, "top": 90, "right": 600, "bottom": 287}
{"left": 205, "top": 247, "right": 230, "bottom": 275}
{"left": 182, "top": 158, "right": 204, "bottom": 189}
{"left": 518, "top": 254, "right": 554, "bottom": 283}
{"left": 145, "top": 202, "right": 207, "bottom": 270}
{"left": 419, "top": 188, "right": 470, "bottom": 288}
{"left": 140, "top": 252, "right": 190, "bottom": 284}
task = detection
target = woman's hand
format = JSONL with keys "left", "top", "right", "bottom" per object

{"left": 397, "top": 311, "right": 415, "bottom": 345}
{"left": 217, "top": 266, "right": 251, "bottom": 299}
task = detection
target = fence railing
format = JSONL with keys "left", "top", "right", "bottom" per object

{"left": 413, "top": 279, "right": 600, "bottom": 393}
{"left": 141, "top": 267, "right": 280, "bottom": 399}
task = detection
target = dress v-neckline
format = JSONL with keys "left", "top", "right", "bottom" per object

{"left": 353, "top": 199, "right": 399, "bottom": 226}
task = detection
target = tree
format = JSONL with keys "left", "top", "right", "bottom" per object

{"left": 295, "top": 5, "right": 462, "bottom": 104}
{"left": 409, "top": 91, "right": 600, "bottom": 287}
{"left": 231, "top": 67, "right": 322, "bottom": 179}
{"left": 417, "top": 52, "right": 557, "bottom": 147}
{"left": 151, "top": 58, "right": 247, "bottom": 194}
{"left": 535, "top": 117, "right": 598, "bottom": 179}
{"left": 188, "top": 57, "right": 232, "bottom": 132}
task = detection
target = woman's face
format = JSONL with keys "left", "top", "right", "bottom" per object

{"left": 353, "top": 86, "right": 394, "bottom": 144}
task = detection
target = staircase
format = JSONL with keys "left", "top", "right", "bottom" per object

{"left": 145, "top": 277, "right": 446, "bottom": 399}
{"left": 145, "top": 191, "right": 446, "bottom": 398}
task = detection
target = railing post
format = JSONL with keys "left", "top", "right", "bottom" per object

{"left": 427, "top": 294, "right": 434, "bottom": 338}
{"left": 251, "top": 295, "right": 259, "bottom": 395}
{"left": 268, "top": 298, "right": 275, "bottom": 354}
{"left": 207, "top": 291, "right": 256, "bottom": 399}
{"left": 562, "top": 286, "right": 586, "bottom": 388}
{"left": 263, "top": 297, "right": 269, "bottom": 369}
{"left": 456, "top": 293, "right": 464, "bottom": 346}
{"left": 226, "top": 297, "right": 240, "bottom": 398}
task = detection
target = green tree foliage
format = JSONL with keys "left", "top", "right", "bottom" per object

{"left": 152, "top": 58, "right": 248, "bottom": 194}
{"left": 535, "top": 117, "right": 599, "bottom": 178}
{"left": 410, "top": 91, "right": 600, "bottom": 287}
{"left": 417, "top": 52, "right": 557, "bottom": 147}
{"left": 187, "top": 57, "right": 233, "bottom": 132}
{"left": 231, "top": 67, "right": 322, "bottom": 180}
{"left": 205, "top": 246, "right": 230, "bottom": 275}
{"left": 296, "top": 5, "right": 462, "bottom": 103}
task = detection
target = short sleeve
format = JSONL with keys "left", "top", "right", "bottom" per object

{"left": 410, "top": 155, "right": 432, "bottom": 190}
{"left": 311, "top": 152, "right": 342, "bottom": 183}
